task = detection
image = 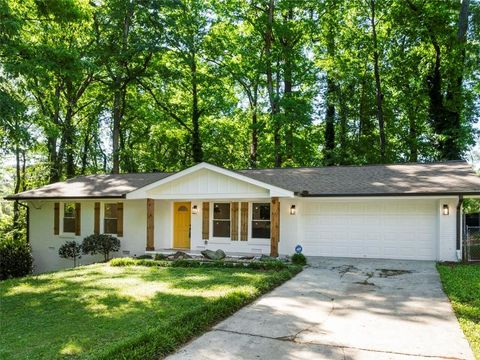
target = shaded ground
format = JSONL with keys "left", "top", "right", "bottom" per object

{"left": 169, "top": 258, "right": 474, "bottom": 360}
{"left": 0, "top": 263, "right": 299, "bottom": 359}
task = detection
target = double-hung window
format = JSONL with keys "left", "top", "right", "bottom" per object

{"left": 213, "top": 203, "right": 230, "bottom": 237}
{"left": 63, "top": 203, "right": 76, "bottom": 233}
{"left": 252, "top": 203, "right": 270, "bottom": 239}
{"left": 104, "top": 203, "right": 118, "bottom": 234}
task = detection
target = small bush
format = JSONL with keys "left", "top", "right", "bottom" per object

{"left": 58, "top": 241, "right": 82, "bottom": 267}
{"left": 82, "top": 234, "right": 120, "bottom": 261}
{"left": 154, "top": 253, "right": 167, "bottom": 260}
{"left": 0, "top": 239, "right": 33, "bottom": 280}
{"left": 291, "top": 253, "right": 307, "bottom": 265}
{"left": 136, "top": 254, "right": 153, "bottom": 260}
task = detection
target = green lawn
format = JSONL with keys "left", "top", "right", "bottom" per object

{"left": 437, "top": 264, "right": 480, "bottom": 359}
{"left": 0, "top": 263, "right": 300, "bottom": 360}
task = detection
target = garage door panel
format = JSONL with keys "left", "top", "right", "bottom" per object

{"left": 303, "top": 200, "right": 437, "bottom": 260}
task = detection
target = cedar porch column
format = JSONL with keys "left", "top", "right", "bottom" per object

{"left": 146, "top": 198, "right": 155, "bottom": 251}
{"left": 270, "top": 197, "right": 280, "bottom": 257}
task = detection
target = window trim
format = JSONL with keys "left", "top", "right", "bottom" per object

{"left": 102, "top": 202, "right": 118, "bottom": 235}
{"left": 250, "top": 202, "right": 271, "bottom": 240}
{"left": 210, "top": 202, "right": 232, "bottom": 240}
{"left": 60, "top": 202, "right": 76, "bottom": 237}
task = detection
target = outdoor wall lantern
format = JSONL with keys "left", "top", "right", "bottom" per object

{"left": 290, "top": 205, "right": 296, "bottom": 215}
{"left": 192, "top": 205, "right": 198, "bottom": 214}
{"left": 442, "top": 204, "right": 449, "bottom": 215}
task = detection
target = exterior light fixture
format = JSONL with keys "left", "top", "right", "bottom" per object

{"left": 192, "top": 205, "right": 198, "bottom": 214}
{"left": 290, "top": 205, "right": 296, "bottom": 215}
{"left": 442, "top": 204, "right": 449, "bottom": 215}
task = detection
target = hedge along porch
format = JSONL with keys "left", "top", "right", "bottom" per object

{"left": 125, "top": 163, "right": 293, "bottom": 256}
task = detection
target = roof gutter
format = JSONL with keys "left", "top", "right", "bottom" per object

{"left": 4, "top": 195, "right": 127, "bottom": 201}
{"left": 297, "top": 192, "right": 480, "bottom": 197}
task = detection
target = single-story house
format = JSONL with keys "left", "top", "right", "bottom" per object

{"left": 6, "top": 161, "right": 480, "bottom": 273}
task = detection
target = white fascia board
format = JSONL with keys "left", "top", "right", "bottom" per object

{"left": 126, "top": 162, "right": 294, "bottom": 199}
{"left": 300, "top": 195, "right": 460, "bottom": 201}
{"left": 139, "top": 193, "right": 272, "bottom": 200}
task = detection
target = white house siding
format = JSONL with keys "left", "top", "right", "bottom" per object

{"left": 146, "top": 168, "right": 270, "bottom": 199}
{"left": 28, "top": 201, "right": 103, "bottom": 273}
{"left": 292, "top": 197, "right": 458, "bottom": 261}
{"left": 437, "top": 198, "right": 459, "bottom": 262}
{"left": 28, "top": 199, "right": 154, "bottom": 273}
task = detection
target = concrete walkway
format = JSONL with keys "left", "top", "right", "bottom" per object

{"left": 168, "top": 258, "right": 474, "bottom": 360}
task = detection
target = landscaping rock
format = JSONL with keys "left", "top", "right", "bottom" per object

{"left": 239, "top": 256, "right": 255, "bottom": 260}
{"left": 171, "top": 251, "right": 192, "bottom": 260}
{"left": 215, "top": 249, "right": 226, "bottom": 259}
{"left": 201, "top": 249, "right": 226, "bottom": 260}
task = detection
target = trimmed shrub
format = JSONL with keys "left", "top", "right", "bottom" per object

{"left": 154, "top": 253, "right": 168, "bottom": 260}
{"left": 291, "top": 253, "right": 307, "bottom": 265}
{"left": 0, "top": 239, "right": 33, "bottom": 280}
{"left": 58, "top": 241, "right": 82, "bottom": 267}
{"left": 82, "top": 234, "right": 120, "bottom": 261}
{"left": 110, "top": 257, "right": 291, "bottom": 271}
{"left": 136, "top": 254, "right": 153, "bottom": 260}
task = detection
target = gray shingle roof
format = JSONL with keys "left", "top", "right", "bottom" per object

{"left": 6, "top": 172, "right": 172, "bottom": 200}
{"left": 6, "top": 161, "right": 480, "bottom": 200}
{"left": 237, "top": 161, "right": 480, "bottom": 196}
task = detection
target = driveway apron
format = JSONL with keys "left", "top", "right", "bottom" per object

{"left": 167, "top": 258, "right": 474, "bottom": 360}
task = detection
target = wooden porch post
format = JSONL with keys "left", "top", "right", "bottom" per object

{"left": 146, "top": 198, "right": 155, "bottom": 251}
{"left": 271, "top": 197, "right": 280, "bottom": 257}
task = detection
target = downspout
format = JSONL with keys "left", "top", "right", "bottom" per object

{"left": 15, "top": 201, "right": 30, "bottom": 243}
{"left": 456, "top": 195, "right": 464, "bottom": 261}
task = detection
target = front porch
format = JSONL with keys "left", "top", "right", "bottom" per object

{"left": 124, "top": 163, "right": 295, "bottom": 257}
{"left": 142, "top": 198, "right": 282, "bottom": 257}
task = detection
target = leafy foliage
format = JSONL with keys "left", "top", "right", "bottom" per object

{"left": 0, "top": 0, "right": 479, "bottom": 242}
{"left": 82, "top": 234, "right": 120, "bottom": 262}
{"left": 0, "top": 238, "right": 33, "bottom": 280}
{"left": 58, "top": 240, "right": 82, "bottom": 267}
{"left": 291, "top": 253, "right": 307, "bottom": 265}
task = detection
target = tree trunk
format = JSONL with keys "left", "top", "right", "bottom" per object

{"left": 191, "top": 52, "right": 203, "bottom": 163}
{"left": 112, "top": 86, "right": 123, "bottom": 174}
{"left": 48, "top": 83, "right": 63, "bottom": 183}
{"left": 265, "top": 0, "right": 281, "bottom": 167}
{"left": 427, "top": 39, "right": 445, "bottom": 158}
{"left": 443, "top": 0, "right": 470, "bottom": 160}
{"left": 250, "top": 97, "right": 258, "bottom": 168}
{"left": 369, "top": 0, "right": 386, "bottom": 163}
{"left": 408, "top": 106, "right": 418, "bottom": 162}
{"left": 323, "top": 26, "right": 336, "bottom": 166}
{"left": 282, "top": 8, "right": 294, "bottom": 164}
{"left": 338, "top": 85, "right": 349, "bottom": 164}
{"left": 64, "top": 105, "right": 75, "bottom": 178}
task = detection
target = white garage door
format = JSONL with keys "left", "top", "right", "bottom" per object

{"left": 302, "top": 199, "right": 437, "bottom": 260}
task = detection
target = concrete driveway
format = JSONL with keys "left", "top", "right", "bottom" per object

{"left": 167, "top": 258, "right": 474, "bottom": 360}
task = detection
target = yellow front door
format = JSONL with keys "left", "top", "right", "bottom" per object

{"left": 173, "top": 202, "right": 191, "bottom": 249}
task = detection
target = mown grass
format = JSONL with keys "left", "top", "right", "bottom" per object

{"left": 0, "top": 263, "right": 301, "bottom": 360}
{"left": 437, "top": 263, "right": 480, "bottom": 359}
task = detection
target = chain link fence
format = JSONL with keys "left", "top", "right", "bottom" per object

{"left": 465, "top": 226, "right": 480, "bottom": 262}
